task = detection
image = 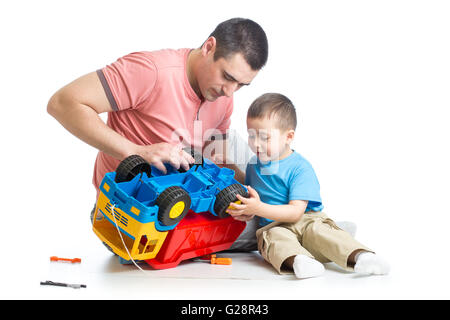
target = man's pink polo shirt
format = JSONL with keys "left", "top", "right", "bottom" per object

{"left": 94, "top": 48, "right": 233, "bottom": 196}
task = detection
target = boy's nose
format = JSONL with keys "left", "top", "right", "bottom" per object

{"left": 248, "top": 140, "right": 259, "bottom": 152}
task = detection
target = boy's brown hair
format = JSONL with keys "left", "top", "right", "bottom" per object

{"left": 247, "top": 93, "right": 297, "bottom": 131}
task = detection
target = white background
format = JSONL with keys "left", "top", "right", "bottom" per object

{"left": 1, "top": 0, "right": 449, "bottom": 300}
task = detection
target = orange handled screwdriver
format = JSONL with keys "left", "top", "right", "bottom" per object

{"left": 210, "top": 256, "right": 232, "bottom": 265}
{"left": 50, "top": 256, "right": 82, "bottom": 263}
{"left": 195, "top": 254, "right": 232, "bottom": 265}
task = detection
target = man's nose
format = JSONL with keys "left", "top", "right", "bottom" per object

{"left": 222, "top": 82, "right": 239, "bottom": 97}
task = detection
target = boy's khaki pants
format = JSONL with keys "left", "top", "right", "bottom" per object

{"left": 256, "top": 211, "right": 372, "bottom": 273}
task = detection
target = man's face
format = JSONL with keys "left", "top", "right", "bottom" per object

{"left": 197, "top": 45, "right": 258, "bottom": 101}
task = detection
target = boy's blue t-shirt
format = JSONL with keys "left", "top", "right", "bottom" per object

{"left": 245, "top": 151, "right": 323, "bottom": 227}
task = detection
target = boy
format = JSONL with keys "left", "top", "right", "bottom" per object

{"left": 224, "top": 93, "right": 390, "bottom": 279}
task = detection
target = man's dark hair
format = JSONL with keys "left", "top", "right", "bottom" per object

{"left": 209, "top": 18, "right": 268, "bottom": 70}
{"left": 247, "top": 93, "right": 297, "bottom": 131}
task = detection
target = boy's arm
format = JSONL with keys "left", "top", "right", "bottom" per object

{"left": 253, "top": 200, "right": 308, "bottom": 223}
{"left": 228, "top": 186, "right": 308, "bottom": 223}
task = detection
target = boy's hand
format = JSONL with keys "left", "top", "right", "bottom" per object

{"left": 226, "top": 186, "right": 262, "bottom": 220}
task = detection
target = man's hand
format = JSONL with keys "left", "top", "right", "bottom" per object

{"left": 210, "top": 153, "right": 226, "bottom": 166}
{"left": 226, "top": 185, "right": 261, "bottom": 221}
{"left": 136, "top": 143, "right": 194, "bottom": 174}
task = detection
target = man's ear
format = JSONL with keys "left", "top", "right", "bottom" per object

{"left": 201, "top": 36, "right": 216, "bottom": 57}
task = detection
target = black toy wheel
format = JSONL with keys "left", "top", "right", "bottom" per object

{"left": 115, "top": 155, "right": 151, "bottom": 183}
{"left": 156, "top": 186, "right": 191, "bottom": 226}
{"left": 214, "top": 184, "right": 249, "bottom": 218}
{"left": 178, "top": 146, "right": 204, "bottom": 172}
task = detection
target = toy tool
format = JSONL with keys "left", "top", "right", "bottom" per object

{"left": 50, "top": 256, "right": 81, "bottom": 263}
{"left": 40, "top": 280, "right": 86, "bottom": 289}
{"left": 197, "top": 254, "right": 232, "bottom": 265}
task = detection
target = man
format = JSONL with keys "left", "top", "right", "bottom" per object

{"left": 47, "top": 18, "right": 269, "bottom": 199}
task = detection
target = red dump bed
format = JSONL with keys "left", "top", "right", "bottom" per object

{"left": 145, "top": 211, "right": 245, "bottom": 269}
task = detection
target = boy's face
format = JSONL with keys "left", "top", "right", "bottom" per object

{"left": 247, "top": 116, "right": 294, "bottom": 162}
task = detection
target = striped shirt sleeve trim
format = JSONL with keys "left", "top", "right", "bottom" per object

{"left": 96, "top": 69, "right": 118, "bottom": 111}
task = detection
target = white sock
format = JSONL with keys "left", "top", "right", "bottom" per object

{"left": 292, "top": 255, "right": 325, "bottom": 279}
{"left": 336, "top": 221, "right": 357, "bottom": 237}
{"left": 354, "top": 252, "right": 390, "bottom": 275}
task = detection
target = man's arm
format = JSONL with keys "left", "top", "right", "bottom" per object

{"left": 47, "top": 72, "right": 193, "bottom": 172}
{"left": 226, "top": 164, "right": 245, "bottom": 185}
{"left": 209, "top": 153, "right": 246, "bottom": 184}
{"left": 205, "top": 136, "right": 247, "bottom": 184}
{"left": 47, "top": 71, "right": 137, "bottom": 160}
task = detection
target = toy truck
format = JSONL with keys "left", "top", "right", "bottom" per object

{"left": 92, "top": 152, "right": 248, "bottom": 266}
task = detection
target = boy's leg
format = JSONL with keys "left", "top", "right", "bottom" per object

{"left": 301, "top": 212, "right": 373, "bottom": 271}
{"left": 256, "top": 223, "right": 314, "bottom": 274}
{"left": 353, "top": 251, "right": 390, "bottom": 275}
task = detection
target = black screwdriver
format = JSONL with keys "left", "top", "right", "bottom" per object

{"left": 40, "top": 280, "right": 86, "bottom": 289}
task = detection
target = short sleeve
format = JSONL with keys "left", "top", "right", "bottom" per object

{"left": 288, "top": 165, "right": 322, "bottom": 208}
{"left": 99, "top": 52, "right": 157, "bottom": 111}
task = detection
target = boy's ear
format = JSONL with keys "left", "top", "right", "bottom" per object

{"left": 286, "top": 129, "right": 295, "bottom": 143}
